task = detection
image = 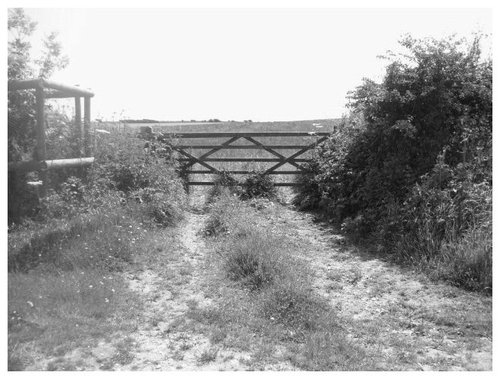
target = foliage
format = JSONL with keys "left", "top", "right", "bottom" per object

{"left": 8, "top": 9, "right": 71, "bottom": 224}
{"left": 240, "top": 170, "right": 278, "bottom": 201}
{"left": 206, "top": 170, "right": 241, "bottom": 202}
{"left": 8, "top": 8, "right": 69, "bottom": 161}
{"left": 206, "top": 170, "right": 277, "bottom": 203}
{"left": 295, "top": 35, "right": 492, "bottom": 292}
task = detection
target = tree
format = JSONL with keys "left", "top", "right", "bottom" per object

{"left": 8, "top": 8, "right": 69, "bottom": 161}
{"left": 8, "top": 9, "right": 70, "bottom": 224}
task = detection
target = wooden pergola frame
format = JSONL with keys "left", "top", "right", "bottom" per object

{"left": 8, "top": 78, "right": 95, "bottom": 195}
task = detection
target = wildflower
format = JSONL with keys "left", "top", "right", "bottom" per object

{"left": 89, "top": 285, "right": 93, "bottom": 288}
{"left": 27, "top": 301, "right": 34, "bottom": 307}
{"left": 99, "top": 281, "right": 104, "bottom": 285}
{"left": 111, "top": 288, "right": 115, "bottom": 293}
{"left": 105, "top": 298, "right": 109, "bottom": 303}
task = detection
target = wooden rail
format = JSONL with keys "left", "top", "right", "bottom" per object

{"left": 8, "top": 78, "right": 95, "bottom": 196}
{"left": 162, "top": 132, "right": 329, "bottom": 186}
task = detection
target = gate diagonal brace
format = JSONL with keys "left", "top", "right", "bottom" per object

{"left": 174, "top": 136, "right": 242, "bottom": 173}
{"left": 264, "top": 136, "right": 328, "bottom": 174}
{"left": 243, "top": 136, "right": 304, "bottom": 171}
{"left": 174, "top": 148, "right": 220, "bottom": 173}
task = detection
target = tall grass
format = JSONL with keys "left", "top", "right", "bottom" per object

{"left": 8, "top": 200, "right": 146, "bottom": 370}
{"left": 8, "top": 129, "right": 187, "bottom": 370}
{"left": 201, "top": 194, "right": 366, "bottom": 369}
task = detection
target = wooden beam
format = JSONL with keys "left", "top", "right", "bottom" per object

{"left": 42, "top": 79, "right": 94, "bottom": 97}
{"left": 185, "top": 170, "right": 301, "bottom": 175}
{"left": 198, "top": 136, "right": 241, "bottom": 161}
{"left": 46, "top": 90, "right": 85, "bottom": 99}
{"left": 8, "top": 79, "right": 94, "bottom": 97}
{"left": 8, "top": 160, "right": 43, "bottom": 172}
{"left": 162, "top": 132, "right": 330, "bottom": 138}
{"left": 177, "top": 157, "right": 309, "bottom": 162}
{"left": 44, "top": 157, "right": 94, "bottom": 170}
{"left": 84, "top": 97, "right": 91, "bottom": 156}
{"left": 8, "top": 158, "right": 94, "bottom": 172}
{"left": 175, "top": 149, "right": 220, "bottom": 173}
{"left": 8, "top": 79, "right": 43, "bottom": 91}
{"left": 75, "top": 97, "right": 82, "bottom": 157}
{"left": 265, "top": 136, "right": 328, "bottom": 174}
{"left": 174, "top": 145, "right": 312, "bottom": 149}
{"left": 187, "top": 181, "right": 299, "bottom": 187}
{"left": 35, "top": 87, "right": 47, "bottom": 195}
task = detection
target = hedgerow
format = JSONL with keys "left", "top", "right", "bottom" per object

{"left": 294, "top": 35, "right": 492, "bottom": 293}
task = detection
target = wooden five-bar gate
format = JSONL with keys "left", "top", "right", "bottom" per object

{"left": 163, "top": 132, "right": 330, "bottom": 186}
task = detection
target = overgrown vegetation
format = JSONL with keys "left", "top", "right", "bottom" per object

{"left": 206, "top": 170, "right": 278, "bottom": 203}
{"left": 8, "top": 10, "right": 188, "bottom": 370}
{"left": 294, "top": 35, "right": 492, "bottom": 293}
{"left": 8, "top": 131, "right": 187, "bottom": 369}
{"left": 197, "top": 194, "right": 367, "bottom": 369}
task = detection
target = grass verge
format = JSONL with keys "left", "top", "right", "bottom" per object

{"left": 185, "top": 193, "right": 368, "bottom": 370}
{"left": 7, "top": 194, "right": 182, "bottom": 370}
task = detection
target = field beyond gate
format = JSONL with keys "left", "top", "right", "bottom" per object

{"left": 163, "top": 131, "right": 330, "bottom": 186}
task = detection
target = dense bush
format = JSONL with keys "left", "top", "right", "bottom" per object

{"left": 206, "top": 170, "right": 277, "bottom": 203}
{"left": 240, "top": 170, "right": 278, "bottom": 200}
{"left": 206, "top": 170, "right": 241, "bottom": 203}
{"left": 295, "top": 35, "right": 492, "bottom": 292}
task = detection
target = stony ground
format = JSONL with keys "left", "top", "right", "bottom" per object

{"left": 25, "top": 194, "right": 492, "bottom": 371}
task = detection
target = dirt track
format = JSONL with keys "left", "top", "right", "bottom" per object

{"left": 28, "top": 196, "right": 492, "bottom": 370}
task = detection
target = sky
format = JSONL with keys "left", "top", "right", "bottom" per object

{"left": 14, "top": 7, "right": 493, "bottom": 122}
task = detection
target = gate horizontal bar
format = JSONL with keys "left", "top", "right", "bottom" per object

{"left": 185, "top": 170, "right": 301, "bottom": 175}
{"left": 188, "top": 181, "right": 300, "bottom": 187}
{"left": 163, "top": 132, "right": 330, "bottom": 138}
{"left": 174, "top": 145, "right": 311, "bottom": 150}
{"left": 178, "top": 157, "right": 309, "bottom": 162}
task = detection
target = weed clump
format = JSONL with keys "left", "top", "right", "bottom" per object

{"left": 258, "top": 278, "right": 331, "bottom": 333}
{"left": 239, "top": 171, "right": 277, "bottom": 201}
{"left": 207, "top": 171, "right": 241, "bottom": 203}
{"left": 206, "top": 170, "right": 277, "bottom": 203}
{"left": 223, "top": 230, "right": 282, "bottom": 290}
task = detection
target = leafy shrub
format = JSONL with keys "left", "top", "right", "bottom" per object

{"left": 206, "top": 170, "right": 277, "bottom": 203}
{"left": 206, "top": 170, "right": 241, "bottom": 203}
{"left": 240, "top": 170, "right": 277, "bottom": 200}
{"left": 294, "top": 35, "right": 492, "bottom": 292}
{"left": 131, "top": 188, "right": 184, "bottom": 227}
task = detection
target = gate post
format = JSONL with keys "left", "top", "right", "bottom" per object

{"left": 35, "top": 86, "right": 47, "bottom": 196}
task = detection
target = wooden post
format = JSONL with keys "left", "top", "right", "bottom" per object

{"left": 84, "top": 96, "right": 91, "bottom": 156}
{"left": 35, "top": 87, "right": 47, "bottom": 196}
{"left": 75, "top": 97, "right": 82, "bottom": 157}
